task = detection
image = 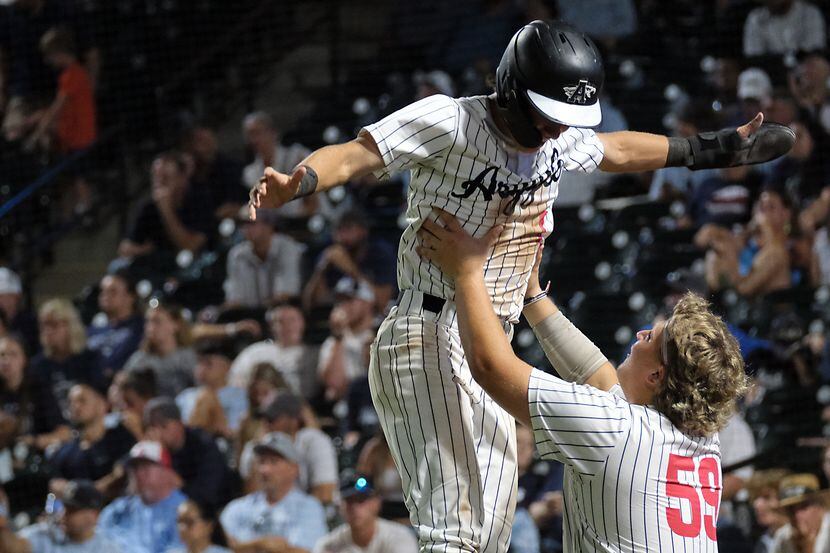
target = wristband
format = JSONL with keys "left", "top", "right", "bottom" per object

{"left": 292, "top": 165, "right": 318, "bottom": 199}
{"left": 523, "top": 281, "right": 550, "bottom": 307}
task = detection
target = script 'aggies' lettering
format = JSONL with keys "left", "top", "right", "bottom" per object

{"left": 451, "top": 153, "right": 565, "bottom": 214}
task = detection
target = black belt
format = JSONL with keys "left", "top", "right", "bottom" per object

{"left": 397, "top": 291, "right": 446, "bottom": 314}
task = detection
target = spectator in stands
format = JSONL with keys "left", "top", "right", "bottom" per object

{"left": 696, "top": 187, "right": 794, "bottom": 296}
{"left": 799, "top": 187, "right": 830, "bottom": 286}
{"left": 48, "top": 384, "right": 135, "bottom": 493}
{"left": 236, "top": 363, "right": 289, "bottom": 456}
{"left": 98, "top": 440, "right": 187, "bottom": 553}
{"left": 743, "top": 0, "right": 826, "bottom": 57}
{"left": 31, "top": 298, "right": 105, "bottom": 414}
{"left": 303, "top": 209, "right": 397, "bottom": 312}
{"left": 176, "top": 340, "right": 248, "bottom": 436}
{"left": 19, "top": 479, "right": 119, "bottom": 552}
{"left": 180, "top": 124, "right": 245, "bottom": 220}
{"left": 314, "top": 474, "right": 417, "bottom": 553}
{"left": 771, "top": 473, "right": 830, "bottom": 552}
{"left": 789, "top": 52, "right": 830, "bottom": 139}
{"left": 318, "top": 278, "right": 376, "bottom": 403}
{"left": 0, "top": 486, "right": 29, "bottom": 553}
{"left": 240, "top": 392, "right": 337, "bottom": 504}
{"left": 172, "top": 499, "right": 231, "bottom": 553}
{"left": 765, "top": 117, "right": 829, "bottom": 202}
{"left": 123, "top": 299, "right": 196, "bottom": 398}
{"left": 355, "top": 432, "right": 408, "bottom": 524}
{"left": 0, "top": 334, "right": 69, "bottom": 453}
{"left": 117, "top": 151, "right": 214, "bottom": 261}
{"left": 229, "top": 304, "right": 318, "bottom": 397}
{"left": 86, "top": 270, "right": 144, "bottom": 376}
{"left": 719, "top": 411, "right": 758, "bottom": 528}
{"left": 748, "top": 469, "right": 791, "bottom": 553}
{"left": 413, "top": 69, "right": 455, "bottom": 100}
{"left": 111, "top": 366, "right": 157, "bottom": 440}
{"left": 648, "top": 101, "right": 722, "bottom": 204}
{"left": 26, "top": 26, "right": 96, "bottom": 218}
{"left": 223, "top": 207, "right": 304, "bottom": 308}
{"left": 0, "top": 267, "right": 39, "bottom": 354}
{"left": 516, "top": 423, "right": 563, "bottom": 553}
{"left": 220, "top": 432, "right": 327, "bottom": 552}
{"left": 143, "top": 397, "right": 233, "bottom": 509}
{"left": 737, "top": 68, "right": 774, "bottom": 124}
{"left": 241, "top": 111, "right": 317, "bottom": 218}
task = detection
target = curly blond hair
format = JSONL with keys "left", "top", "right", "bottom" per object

{"left": 654, "top": 293, "right": 748, "bottom": 437}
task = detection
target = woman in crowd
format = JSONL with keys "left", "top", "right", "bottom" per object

{"left": 123, "top": 298, "right": 196, "bottom": 397}
{"left": 172, "top": 498, "right": 230, "bottom": 553}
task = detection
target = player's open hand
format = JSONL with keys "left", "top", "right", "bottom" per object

{"left": 416, "top": 207, "right": 502, "bottom": 279}
{"left": 248, "top": 166, "right": 306, "bottom": 220}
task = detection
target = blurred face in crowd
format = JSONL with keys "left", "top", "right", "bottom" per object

{"left": 152, "top": 157, "right": 190, "bottom": 199}
{"left": 195, "top": 353, "right": 230, "bottom": 388}
{"left": 60, "top": 507, "right": 99, "bottom": 543}
{"left": 753, "top": 191, "right": 791, "bottom": 242}
{"left": 788, "top": 121, "right": 814, "bottom": 161}
{"left": 269, "top": 306, "right": 304, "bottom": 346}
{"left": 334, "top": 222, "right": 368, "bottom": 251}
{"left": 186, "top": 128, "right": 218, "bottom": 164}
{"left": 244, "top": 118, "right": 277, "bottom": 158}
{"left": 145, "top": 419, "right": 186, "bottom": 452}
{"left": 790, "top": 501, "right": 827, "bottom": 538}
{"left": 254, "top": 451, "right": 298, "bottom": 498}
{"left": 39, "top": 310, "right": 71, "bottom": 355}
{"left": 338, "top": 296, "right": 373, "bottom": 327}
{"left": 795, "top": 54, "right": 830, "bottom": 97}
{"left": 176, "top": 500, "right": 213, "bottom": 549}
{"left": 249, "top": 375, "right": 281, "bottom": 409}
{"left": 0, "top": 337, "right": 26, "bottom": 391}
{"left": 129, "top": 461, "right": 175, "bottom": 505}
{"left": 342, "top": 494, "right": 381, "bottom": 530}
{"left": 516, "top": 424, "right": 534, "bottom": 475}
{"left": 268, "top": 414, "right": 300, "bottom": 436}
{"left": 98, "top": 275, "right": 134, "bottom": 319}
{"left": 0, "top": 292, "right": 20, "bottom": 321}
{"left": 68, "top": 385, "right": 106, "bottom": 427}
{"left": 144, "top": 306, "right": 179, "bottom": 348}
{"left": 753, "top": 487, "right": 786, "bottom": 529}
{"left": 241, "top": 218, "right": 273, "bottom": 244}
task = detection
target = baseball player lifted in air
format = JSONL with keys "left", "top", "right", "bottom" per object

{"left": 415, "top": 209, "right": 750, "bottom": 552}
{"left": 250, "top": 20, "right": 793, "bottom": 553}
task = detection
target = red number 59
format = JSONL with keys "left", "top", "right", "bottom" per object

{"left": 665, "top": 453, "right": 721, "bottom": 541}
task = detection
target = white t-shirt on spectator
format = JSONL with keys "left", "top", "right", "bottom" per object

{"left": 743, "top": 0, "right": 826, "bottom": 56}
{"left": 313, "top": 518, "right": 418, "bottom": 553}
{"left": 317, "top": 329, "right": 374, "bottom": 382}
{"left": 223, "top": 234, "right": 305, "bottom": 308}
{"left": 239, "top": 427, "right": 338, "bottom": 493}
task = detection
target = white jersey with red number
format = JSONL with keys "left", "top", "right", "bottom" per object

{"left": 528, "top": 368, "right": 722, "bottom": 553}
{"left": 363, "top": 94, "right": 604, "bottom": 322}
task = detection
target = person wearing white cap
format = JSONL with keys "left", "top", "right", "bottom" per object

{"left": 97, "top": 440, "right": 187, "bottom": 553}
{"left": 220, "top": 432, "right": 327, "bottom": 553}
{"left": 318, "top": 277, "right": 377, "bottom": 402}
{"left": 0, "top": 267, "right": 39, "bottom": 354}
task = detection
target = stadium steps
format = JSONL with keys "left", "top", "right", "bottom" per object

{"left": 31, "top": 217, "right": 118, "bottom": 304}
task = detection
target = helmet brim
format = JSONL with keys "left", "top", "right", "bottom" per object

{"left": 526, "top": 89, "right": 602, "bottom": 128}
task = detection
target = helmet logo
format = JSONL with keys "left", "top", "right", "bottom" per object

{"left": 563, "top": 79, "right": 596, "bottom": 105}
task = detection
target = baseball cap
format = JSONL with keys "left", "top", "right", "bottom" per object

{"left": 334, "top": 277, "right": 375, "bottom": 303}
{"left": 253, "top": 432, "right": 298, "bottom": 463}
{"left": 0, "top": 268, "right": 22, "bottom": 295}
{"left": 126, "top": 441, "right": 173, "bottom": 469}
{"left": 61, "top": 480, "right": 104, "bottom": 511}
{"left": 737, "top": 68, "right": 772, "bottom": 103}
{"left": 340, "top": 474, "right": 376, "bottom": 500}
{"left": 262, "top": 392, "right": 303, "bottom": 422}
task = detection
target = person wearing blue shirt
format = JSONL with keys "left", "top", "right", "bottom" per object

{"left": 86, "top": 271, "right": 144, "bottom": 376}
{"left": 97, "top": 441, "right": 187, "bottom": 553}
{"left": 220, "top": 432, "right": 327, "bottom": 552}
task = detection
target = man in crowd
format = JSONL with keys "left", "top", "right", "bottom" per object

{"left": 239, "top": 392, "right": 338, "bottom": 504}
{"left": 86, "top": 270, "right": 144, "bottom": 375}
{"left": 19, "top": 479, "right": 120, "bottom": 552}
{"left": 221, "top": 432, "right": 327, "bottom": 552}
{"left": 97, "top": 441, "right": 187, "bottom": 553}
{"left": 314, "top": 474, "right": 417, "bottom": 553}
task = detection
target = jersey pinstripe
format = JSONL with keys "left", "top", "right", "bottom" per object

{"left": 528, "top": 368, "right": 722, "bottom": 553}
{"left": 363, "top": 94, "right": 604, "bottom": 322}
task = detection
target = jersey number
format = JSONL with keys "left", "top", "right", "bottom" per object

{"left": 665, "top": 453, "right": 720, "bottom": 540}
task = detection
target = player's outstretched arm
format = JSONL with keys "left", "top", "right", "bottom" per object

{"left": 248, "top": 132, "right": 385, "bottom": 219}
{"left": 597, "top": 112, "right": 794, "bottom": 173}
{"left": 522, "top": 244, "right": 619, "bottom": 392}
{"left": 415, "top": 209, "right": 533, "bottom": 426}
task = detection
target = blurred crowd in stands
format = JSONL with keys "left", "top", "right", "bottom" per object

{"left": 5, "top": 0, "right": 830, "bottom": 552}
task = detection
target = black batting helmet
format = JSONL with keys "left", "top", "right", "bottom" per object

{"left": 496, "top": 20, "right": 604, "bottom": 148}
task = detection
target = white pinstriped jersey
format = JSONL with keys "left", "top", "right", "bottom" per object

{"left": 363, "top": 94, "right": 604, "bottom": 322}
{"left": 528, "top": 368, "right": 723, "bottom": 553}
